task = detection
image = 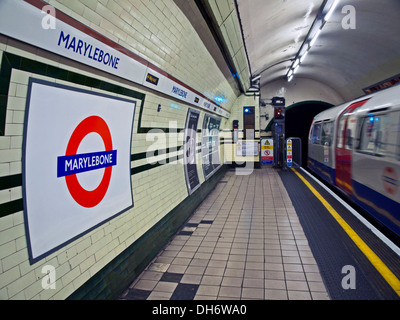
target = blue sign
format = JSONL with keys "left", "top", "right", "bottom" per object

{"left": 57, "top": 150, "right": 117, "bottom": 178}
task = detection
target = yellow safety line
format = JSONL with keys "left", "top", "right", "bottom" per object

{"left": 292, "top": 168, "right": 400, "bottom": 297}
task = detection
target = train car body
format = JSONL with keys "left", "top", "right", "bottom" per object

{"left": 308, "top": 85, "right": 400, "bottom": 238}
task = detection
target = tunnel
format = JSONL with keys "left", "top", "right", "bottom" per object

{"left": 285, "top": 101, "right": 334, "bottom": 167}
{"left": 264, "top": 100, "right": 333, "bottom": 167}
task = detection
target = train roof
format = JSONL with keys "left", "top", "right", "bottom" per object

{"left": 313, "top": 84, "right": 400, "bottom": 122}
{"left": 355, "top": 84, "right": 400, "bottom": 114}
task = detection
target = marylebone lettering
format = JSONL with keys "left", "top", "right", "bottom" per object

{"left": 58, "top": 31, "right": 120, "bottom": 70}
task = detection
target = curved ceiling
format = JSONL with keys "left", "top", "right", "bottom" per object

{"left": 234, "top": 0, "right": 400, "bottom": 99}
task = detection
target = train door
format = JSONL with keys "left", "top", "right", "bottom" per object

{"left": 335, "top": 99, "right": 369, "bottom": 194}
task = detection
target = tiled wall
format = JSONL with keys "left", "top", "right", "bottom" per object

{"left": 0, "top": 0, "right": 246, "bottom": 300}
{"left": 48, "top": 0, "right": 238, "bottom": 111}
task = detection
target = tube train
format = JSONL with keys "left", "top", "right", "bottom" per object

{"left": 308, "top": 84, "right": 400, "bottom": 238}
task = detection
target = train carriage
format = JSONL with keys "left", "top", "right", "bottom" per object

{"left": 308, "top": 85, "right": 400, "bottom": 238}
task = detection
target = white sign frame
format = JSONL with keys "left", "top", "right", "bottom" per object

{"left": 23, "top": 79, "right": 135, "bottom": 263}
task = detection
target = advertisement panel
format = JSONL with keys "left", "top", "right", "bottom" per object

{"left": 184, "top": 109, "right": 200, "bottom": 195}
{"left": 23, "top": 79, "right": 135, "bottom": 263}
{"left": 202, "top": 114, "right": 221, "bottom": 180}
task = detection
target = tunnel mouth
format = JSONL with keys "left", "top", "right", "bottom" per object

{"left": 285, "top": 101, "right": 334, "bottom": 167}
{"left": 265, "top": 100, "right": 334, "bottom": 167}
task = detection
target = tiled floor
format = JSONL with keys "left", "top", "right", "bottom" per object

{"left": 119, "top": 167, "right": 330, "bottom": 300}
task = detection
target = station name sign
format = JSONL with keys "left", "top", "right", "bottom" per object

{"left": 57, "top": 150, "right": 117, "bottom": 178}
{"left": 23, "top": 79, "right": 135, "bottom": 263}
{"left": 0, "top": 0, "right": 230, "bottom": 119}
{"left": 58, "top": 31, "right": 120, "bottom": 70}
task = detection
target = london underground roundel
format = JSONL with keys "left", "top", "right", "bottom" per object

{"left": 58, "top": 116, "right": 117, "bottom": 208}
{"left": 23, "top": 79, "right": 135, "bottom": 263}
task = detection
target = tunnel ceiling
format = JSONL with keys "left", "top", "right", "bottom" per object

{"left": 213, "top": 0, "right": 400, "bottom": 100}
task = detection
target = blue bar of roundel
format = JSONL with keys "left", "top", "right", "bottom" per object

{"left": 57, "top": 150, "right": 117, "bottom": 178}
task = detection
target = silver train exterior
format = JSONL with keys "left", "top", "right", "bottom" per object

{"left": 308, "top": 85, "right": 400, "bottom": 237}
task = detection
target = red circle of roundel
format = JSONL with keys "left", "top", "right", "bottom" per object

{"left": 65, "top": 116, "right": 113, "bottom": 208}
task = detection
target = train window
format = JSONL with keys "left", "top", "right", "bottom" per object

{"left": 321, "top": 122, "right": 334, "bottom": 146}
{"left": 358, "top": 112, "right": 397, "bottom": 157}
{"left": 345, "top": 118, "right": 357, "bottom": 150}
{"left": 312, "top": 123, "right": 322, "bottom": 144}
{"left": 336, "top": 117, "right": 346, "bottom": 148}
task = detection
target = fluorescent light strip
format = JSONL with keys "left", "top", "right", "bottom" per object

{"left": 247, "top": 87, "right": 259, "bottom": 92}
{"left": 324, "top": 0, "right": 340, "bottom": 22}
{"left": 300, "top": 50, "right": 309, "bottom": 63}
{"left": 285, "top": 1, "right": 337, "bottom": 81}
{"left": 309, "top": 28, "right": 322, "bottom": 47}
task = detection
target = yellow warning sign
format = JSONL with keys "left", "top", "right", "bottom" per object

{"left": 261, "top": 138, "right": 274, "bottom": 164}
{"left": 262, "top": 139, "right": 273, "bottom": 150}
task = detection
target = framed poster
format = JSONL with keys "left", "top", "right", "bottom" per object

{"left": 23, "top": 79, "right": 135, "bottom": 263}
{"left": 202, "top": 114, "right": 221, "bottom": 180}
{"left": 183, "top": 109, "right": 200, "bottom": 195}
{"left": 236, "top": 141, "right": 259, "bottom": 156}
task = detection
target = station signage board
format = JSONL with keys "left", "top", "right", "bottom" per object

{"left": 23, "top": 79, "right": 135, "bottom": 263}
{"left": 0, "top": 0, "right": 230, "bottom": 119}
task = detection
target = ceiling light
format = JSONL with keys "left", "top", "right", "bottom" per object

{"left": 284, "top": 0, "right": 336, "bottom": 82}
{"left": 309, "top": 28, "right": 322, "bottom": 47}
{"left": 300, "top": 50, "right": 309, "bottom": 63}
{"left": 324, "top": 0, "right": 340, "bottom": 22}
{"left": 247, "top": 87, "right": 259, "bottom": 92}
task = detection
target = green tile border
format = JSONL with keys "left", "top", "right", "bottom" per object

{"left": 0, "top": 52, "right": 146, "bottom": 137}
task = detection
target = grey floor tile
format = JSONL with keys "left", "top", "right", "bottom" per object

{"left": 153, "top": 281, "right": 178, "bottom": 293}
{"left": 119, "top": 168, "right": 329, "bottom": 301}
{"left": 288, "top": 290, "right": 312, "bottom": 300}
{"left": 196, "top": 285, "right": 220, "bottom": 296}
